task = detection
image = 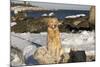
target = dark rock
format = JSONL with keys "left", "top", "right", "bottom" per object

{"left": 60, "top": 53, "right": 70, "bottom": 63}
{"left": 69, "top": 50, "right": 86, "bottom": 62}
{"left": 77, "top": 20, "right": 91, "bottom": 31}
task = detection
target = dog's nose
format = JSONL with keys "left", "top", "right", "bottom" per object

{"left": 52, "top": 25, "right": 57, "bottom": 29}
{"left": 52, "top": 25, "right": 55, "bottom": 28}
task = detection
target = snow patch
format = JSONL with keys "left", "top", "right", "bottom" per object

{"left": 11, "top": 22, "right": 17, "bottom": 27}
{"left": 65, "top": 14, "right": 86, "bottom": 18}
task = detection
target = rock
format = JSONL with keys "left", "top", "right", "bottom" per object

{"left": 86, "top": 55, "right": 95, "bottom": 62}
{"left": 60, "top": 53, "right": 70, "bottom": 63}
{"left": 11, "top": 47, "right": 25, "bottom": 66}
{"left": 69, "top": 50, "right": 86, "bottom": 62}
{"left": 33, "top": 47, "right": 56, "bottom": 64}
{"left": 85, "top": 51, "right": 95, "bottom": 62}
{"left": 77, "top": 21, "right": 89, "bottom": 28}
{"left": 73, "top": 20, "right": 81, "bottom": 26}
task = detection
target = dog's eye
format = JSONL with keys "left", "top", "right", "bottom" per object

{"left": 54, "top": 25, "right": 57, "bottom": 27}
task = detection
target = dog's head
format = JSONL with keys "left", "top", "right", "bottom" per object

{"left": 47, "top": 18, "right": 61, "bottom": 29}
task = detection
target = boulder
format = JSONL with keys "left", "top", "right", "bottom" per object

{"left": 33, "top": 47, "right": 71, "bottom": 64}
{"left": 33, "top": 47, "right": 56, "bottom": 64}
{"left": 60, "top": 53, "right": 70, "bottom": 63}
{"left": 69, "top": 50, "right": 86, "bottom": 62}
{"left": 11, "top": 47, "right": 25, "bottom": 66}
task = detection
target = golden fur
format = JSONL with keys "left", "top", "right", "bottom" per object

{"left": 47, "top": 18, "right": 63, "bottom": 62}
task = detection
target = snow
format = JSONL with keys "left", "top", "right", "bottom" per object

{"left": 48, "top": 12, "right": 55, "bottom": 16}
{"left": 76, "top": 14, "right": 86, "bottom": 17}
{"left": 11, "top": 22, "right": 17, "bottom": 27}
{"left": 41, "top": 13, "right": 47, "bottom": 16}
{"left": 65, "top": 15, "right": 77, "bottom": 18}
{"left": 23, "top": 45, "right": 37, "bottom": 59}
{"left": 41, "top": 12, "right": 55, "bottom": 17}
{"left": 62, "top": 31, "right": 95, "bottom": 52}
{"left": 11, "top": 31, "right": 95, "bottom": 58}
{"left": 62, "top": 31, "right": 94, "bottom": 46}
{"left": 11, "top": 54, "right": 22, "bottom": 66}
{"left": 65, "top": 14, "right": 86, "bottom": 18}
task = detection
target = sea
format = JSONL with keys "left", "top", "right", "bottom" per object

{"left": 11, "top": 10, "right": 89, "bottom": 20}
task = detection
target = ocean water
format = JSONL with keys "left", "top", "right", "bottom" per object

{"left": 11, "top": 10, "right": 89, "bottom": 19}
{"left": 27, "top": 10, "right": 89, "bottom": 19}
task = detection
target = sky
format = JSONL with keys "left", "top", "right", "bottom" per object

{"left": 11, "top": 0, "right": 91, "bottom": 10}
